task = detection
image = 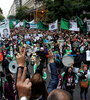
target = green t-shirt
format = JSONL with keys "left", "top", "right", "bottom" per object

{"left": 65, "top": 49, "right": 72, "bottom": 55}
{"left": 34, "top": 64, "right": 37, "bottom": 73}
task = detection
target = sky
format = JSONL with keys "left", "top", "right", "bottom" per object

{"left": 0, "top": 0, "right": 14, "bottom": 17}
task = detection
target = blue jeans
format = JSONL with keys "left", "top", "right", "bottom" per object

{"left": 47, "top": 63, "right": 59, "bottom": 93}
{"left": 80, "top": 87, "right": 88, "bottom": 100}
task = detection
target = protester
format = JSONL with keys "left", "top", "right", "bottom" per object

{"left": 62, "top": 67, "right": 77, "bottom": 96}
{"left": 47, "top": 50, "right": 59, "bottom": 93}
{"left": 0, "top": 24, "right": 90, "bottom": 100}
{"left": 5, "top": 74, "right": 16, "bottom": 100}
{"left": 79, "top": 64, "right": 89, "bottom": 100}
{"left": 47, "top": 89, "right": 72, "bottom": 100}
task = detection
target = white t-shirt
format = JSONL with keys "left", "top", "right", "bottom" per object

{"left": 24, "top": 34, "right": 30, "bottom": 40}
{"left": 48, "top": 35, "right": 52, "bottom": 40}
{"left": 33, "top": 33, "right": 36, "bottom": 37}
{"left": 13, "top": 36, "right": 17, "bottom": 39}
{"left": 35, "top": 36, "right": 39, "bottom": 40}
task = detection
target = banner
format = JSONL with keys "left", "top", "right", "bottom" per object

{"left": 30, "top": 24, "right": 37, "bottom": 29}
{"left": 87, "top": 20, "right": 90, "bottom": 32}
{"left": 37, "top": 21, "right": 49, "bottom": 30}
{"left": 15, "top": 21, "right": 24, "bottom": 28}
{"left": 23, "top": 20, "right": 30, "bottom": 29}
{"left": 29, "top": 20, "right": 34, "bottom": 24}
{"left": 60, "top": 18, "right": 69, "bottom": 30}
{"left": 77, "top": 16, "right": 87, "bottom": 33}
{"left": 24, "top": 19, "right": 34, "bottom": 27}
{"left": 0, "top": 19, "right": 10, "bottom": 38}
{"left": 49, "top": 20, "right": 58, "bottom": 30}
{"left": 69, "top": 21, "right": 80, "bottom": 31}
{"left": 9, "top": 19, "right": 19, "bottom": 29}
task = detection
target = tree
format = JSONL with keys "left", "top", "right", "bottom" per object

{"left": 0, "top": 14, "right": 5, "bottom": 21}
{"left": 72, "top": 0, "right": 90, "bottom": 16}
{"left": 43, "top": 0, "right": 73, "bottom": 23}
{"left": 43, "top": 0, "right": 90, "bottom": 23}
{"left": 0, "top": 8, "right": 2, "bottom": 14}
{"left": 16, "top": 6, "right": 29, "bottom": 21}
{"left": 7, "top": 15, "right": 16, "bottom": 20}
{"left": 0, "top": 8, "right": 4, "bottom": 21}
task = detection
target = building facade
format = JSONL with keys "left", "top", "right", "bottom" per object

{"left": 8, "top": 1, "right": 16, "bottom": 16}
{"left": 8, "top": 0, "right": 43, "bottom": 17}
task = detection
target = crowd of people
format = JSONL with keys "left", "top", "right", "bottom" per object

{"left": 0, "top": 26, "right": 90, "bottom": 100}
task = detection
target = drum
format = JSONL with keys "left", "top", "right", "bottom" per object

{"left": 62, "top": 55, "right": 74, "bottom": 67}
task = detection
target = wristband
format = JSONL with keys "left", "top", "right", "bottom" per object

{"left": 20, "top": 96, "right": 28, "bottom": 100}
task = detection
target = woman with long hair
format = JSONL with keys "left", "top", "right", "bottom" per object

{"left": 62, "top": 67, "right": 77, "bottom": 96}
{"left": 30, "top": 73, "right": 48, "bottom": 100}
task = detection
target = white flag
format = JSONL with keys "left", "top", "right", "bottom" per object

{"left": 69, "top": 21, "right": 80, "bottom": 31}
{"left": 15, "top": 21, "right": 23, "bottom": 28}
{"left": 0, "top": 19, "right": 10, "bottom": 38}
{"left": 29, "top": 20, "right": 34, "bottom": 24}
{"left": 49, "top": 20, "right": 58, "bottom": 30}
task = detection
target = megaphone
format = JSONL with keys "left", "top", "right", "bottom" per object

{"left": 9, "top": 60, "right": 18, "bottom": 74}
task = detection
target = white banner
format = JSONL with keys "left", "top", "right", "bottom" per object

{"left": 69, "top": 21, "right": 80, "bottom": 31}
{"left": 29, "top": 20, "right": 34, "bottom": 24}
{"left": 0, "top": 19, "right": 10, "bottom": 38}
{"left": 87, "top": 20, "right": 90, "bottom": 32}
{"left": 30, "top": 24, "right": 37, "bottom": 29}
{"left": 15, "top": 21, "right": 23, "bottom": 28}
{"left": 49, "top": 20, "right": 58, "bottom": 30}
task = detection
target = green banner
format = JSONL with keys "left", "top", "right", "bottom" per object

{"left": 60, "top": 18, "right": 69, "bottom": 30}
{"left": 9, "top": 19, "right": 19, "bottom": 29}
{"left": 37, "top": 21, "right": 49, "bottom": 30}
{"left": 77, "top": 16, "right": 87, "bottom": 33}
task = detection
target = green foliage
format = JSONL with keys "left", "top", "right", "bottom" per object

{"left": 43, "top": 0, "right": 90, "bottom": 23}
{"left": 16, "top": 6, "right": 29, "bottom": 21}
{"left": 0, "top": 14, "right": 5, "bottom": 21}
{"left": 0, "top": 8, "right": 2, "bottom": 14}
{"left": 7, "top": 15, "right": 16, "bottom": 20}
{"left": 72, "top": 0, "right": 90, "bottom": 16}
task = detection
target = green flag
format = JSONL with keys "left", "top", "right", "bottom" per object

{"left": 9, "top": 19, "right": 19, "bottom": 29}
{"left": 24, "top": 20, "right": 30, "bottom": 29}
{"left": 37, "top": 21, "right": 49, "bottom": 30}
{"left": 24, "top": 20, "right": 30, "bottom": 26}
{"left": 60, "top": 18, "right": 69, "bottom": 30}
{"left": 9, "top": 21, "right": 14, "bottom": 29}
{"left": 77, "top": 16, "right": 87, "bottom": 33}
{"left": 76, "top": 16, "right": 83, "bottom": 27}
